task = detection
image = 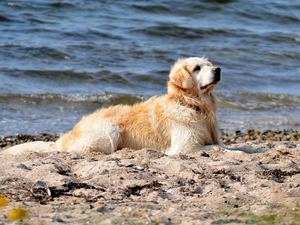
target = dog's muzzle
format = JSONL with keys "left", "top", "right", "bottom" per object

{"left": 200, "top": 67, "right": 221, "bottom": 90}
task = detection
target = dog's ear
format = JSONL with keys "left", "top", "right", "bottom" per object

{"left": 169, "top": 63, "right": 194, "bottom": 89}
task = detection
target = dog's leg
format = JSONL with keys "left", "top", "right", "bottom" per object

{"left": 2, "top": 120, "right": 123, "bottom": 155}
{"left": 167, "top": 127, "right": 215, "bottom": 155}
{"left": 55, "top": 120, "right": 123, "bottom": 154}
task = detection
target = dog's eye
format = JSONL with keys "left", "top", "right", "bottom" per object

{"left": 193, "top": 66, "right": 201, "bottom": 72}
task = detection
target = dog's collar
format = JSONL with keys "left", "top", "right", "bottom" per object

{"left": 186, "top": 103, "right": 212, "bottom": 115}
{"left": 191, "top": 105, "right": 201, "bottom": 112}
{"left": 181, "top": 102, "right": 201, "bottom": 112}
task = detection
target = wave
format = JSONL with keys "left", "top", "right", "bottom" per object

{"left": 62, "top": 28, "right": 125, "bottom": 40}
{"left": 0, "top": 45, "right": 70, "bottom": 61}
{"left": 1, "top": 91, "right": 299, "bottom": 135}
{"left": 47, "top": 2, "right": 75, "bottom": 8}
{"left": 134, "top": 25, "right": 231, "bottom": 39}
{"left": 132, "top": 4, "right": 172, "bottom": 14}
{"left": 133, "top": 23, "right": 300, "bottom": 47}
{"left": 0, "top": 15, "right": 14, "bottom": 22}
{"left": 4, "top": 69, "right": 95, "bottom": 80}
{"left": 217, "top": 92, "right": 300, "bottom": 110}
{"left": 1, "top": 92, "right": 299, "bottom": 110}
{"left": 0, "top": 92, "right": 147, "bottom": 106}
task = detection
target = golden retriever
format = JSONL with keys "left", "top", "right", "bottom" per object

{"left": 2, "top": 57, "right": 267, "bottom": 155}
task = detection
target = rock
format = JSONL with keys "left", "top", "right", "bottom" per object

{"left": 254, "top": 129, "right": 260, "bottom": 135}
{"left": 96, "top": 206, "right": 108, "bottom": 213}
{"left": 192, "top": 186, "right": 202, "bottom": 194}
{"left": 245, "top": 129, "right": 254, "bottom": 135}
{"left": 283, "top": 136, "right": 291, "bottom": 141}
{"left": 274, "top": 128, "right": 280, "bottom": 134}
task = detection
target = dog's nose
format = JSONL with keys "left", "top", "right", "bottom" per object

{"left": 214, "top": 67, "right": 221, "bottom": 76}
{"left": 213, "top": 67, "right": 221, "bottom": 82}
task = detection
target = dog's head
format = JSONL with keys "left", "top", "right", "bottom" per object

{"left": 169, "top": 57, "right": 221, "bottom": 95}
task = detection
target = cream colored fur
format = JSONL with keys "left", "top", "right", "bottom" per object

{"left": 2, "top": 57, "right": 268, "bottom": 155}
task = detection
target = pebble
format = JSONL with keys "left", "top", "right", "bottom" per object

{"left": 132, "top": 165, "right": 142, "bottom": 170}
{"left": 105, "top": 219, "right": 112, "bottom": 224}
{"left": 220, "top": 128, "right": 299, "bottom": 145}
{"left": 0, "top": 134, "right": 59, "bottom": 149}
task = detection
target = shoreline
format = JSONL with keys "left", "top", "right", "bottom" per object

{"left": 1, "top": 128, "right": 299, "bottom": 150}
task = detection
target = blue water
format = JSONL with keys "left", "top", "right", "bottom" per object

{"left": 0, "top": 0, "right": 299, "bottom": 135}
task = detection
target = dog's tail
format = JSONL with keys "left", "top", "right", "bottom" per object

{"left": 2, "top": 141, "right": 56, "bottom": 155}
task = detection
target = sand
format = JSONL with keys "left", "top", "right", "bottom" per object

{"left": 0, "top": 140, "right": 300, "bottom": 224}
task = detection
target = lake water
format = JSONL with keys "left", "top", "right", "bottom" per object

{"left": 0, "top": 0, "right": 300, "bottom": 135}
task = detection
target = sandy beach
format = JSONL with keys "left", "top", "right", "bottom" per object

{"left": 0, "top": 132, "right": 300, "bottom": 224}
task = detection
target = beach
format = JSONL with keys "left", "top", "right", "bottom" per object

{"left": 1, "top": 132, "right": 300, "bottom": 224}
{"left": 1, "top": 0, "right": 300, "bottom": 223}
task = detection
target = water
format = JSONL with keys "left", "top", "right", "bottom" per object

{"left": 0, "top": 0, "right": 299, "bottom": 135}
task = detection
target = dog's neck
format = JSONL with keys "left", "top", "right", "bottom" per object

{"left": 167, "top": 82, "right": 217, "bottom": 115}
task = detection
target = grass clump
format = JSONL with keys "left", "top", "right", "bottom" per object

{"left": 7, "top": 208, "right": 29, "bottom": 221}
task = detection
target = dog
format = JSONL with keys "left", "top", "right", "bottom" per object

{"left": 2, "top": 57, "right": 268, "bottom": 155}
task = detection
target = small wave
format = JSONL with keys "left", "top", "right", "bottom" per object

{"left": 4, "top": 69, "right": 94, "bottom": 80}
{"left": 132, "top": 4, "right": 172, "bottom": 13}
{"left": 134, "top": 25, "right": 230, "bottom": 39}
{"left": 2, "top": 92, "right": 299, "bottom": 111}
{"left": 238, "top": 3, "right": 300, "bottom": 24}
{"left": 260, "top": 32, "right": 300, "bottom": 47}
{"left": 0, "top": 92, "right": 147, "bottom": 106}
{"left": 60, "top": 92, "right": 147, "bottom": 105}
{"left": 48, "top": 2, "right": 75, "bottom": 8}
{"left": 23, "top": 15, "right": 57, "bottom": 24}
{"left": 0, "top": 15, "right": 14, "bottom": 22}
{"left": 1, "top": 45, "right": 70, "bottom": 61}
{"left": 202, "top": 0, "right": 236, "bottom": 4}
{"left": 217, "top": 92, "right": 300, "bottom": 110}
{"left": 62, "top": 29, "right": 125, "bottom": 40}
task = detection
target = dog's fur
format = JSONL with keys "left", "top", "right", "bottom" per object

{"left": 2, "top": 57, "right": 267, "bottom": 155}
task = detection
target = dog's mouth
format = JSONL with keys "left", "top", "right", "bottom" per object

{"left": 200, "top": 77, "right": 221, "bottom": 90}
